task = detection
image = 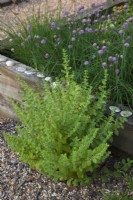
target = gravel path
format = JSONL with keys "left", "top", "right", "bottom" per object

{"left": 0, "top": 0, "right": 105, "bottom": 40}
{"left": 0, "top": 120, "right": 133, "bottom": 200}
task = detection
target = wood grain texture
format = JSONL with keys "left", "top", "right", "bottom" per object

{"left": 0, "top": 64, "right": 41, "bottom": 119}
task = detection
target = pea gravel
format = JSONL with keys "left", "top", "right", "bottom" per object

{"left": 0, "top": 119, "right": 133, "bottom": 200}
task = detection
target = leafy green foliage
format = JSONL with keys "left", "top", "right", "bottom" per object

{"left": 4, "top": 50, "right": 126, "bottom": 186}
{"left": 100, "top": 158, "right": 133, "bottom": 198}
{"left": 103, "top": 192, "right": 133, "bottom": 200}
{"left": 101, "top": 158, "right": 133, "bottom": 200}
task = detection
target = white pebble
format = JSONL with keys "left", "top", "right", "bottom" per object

{"left": 6, "top": 60, "right": 15, "bottom": 67}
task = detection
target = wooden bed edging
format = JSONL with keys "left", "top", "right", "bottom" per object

{"left": 0, "top": 54, "right": 43, "bottom": 119}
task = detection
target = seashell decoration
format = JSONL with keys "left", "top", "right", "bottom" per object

{"left": 109, "top": 106, "right": 120, "bottom": 113}
{"left": 24, "top": 70, "right": 36, "bottom": 75}
{"left": 120, "top": 110, "right": 132, "bottom": 117}
{"left": 6, "top": 60, "right": 15, "bottom": 67}
{"left": 37, "top": 73, "right": 45, "bottom": 78}
{"left": 0, "top": 56, "right": 7, "bottom": 62}
{"left": 16, "top": 66, "right": 26, "bottom": 72}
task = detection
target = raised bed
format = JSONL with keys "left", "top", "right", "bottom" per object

{"left": 0, "top": 0, "right": 132, "bottom": 158}
{"left": 112, "top": 116, "right": 133, "bottom": 159}
{"left": 0, "top": 53, "right": 133, "bottom": 158}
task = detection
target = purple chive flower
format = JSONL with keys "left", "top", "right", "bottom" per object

{"left": 102, "top": 62, "right": 107, "bottom": 68}
{"left": 21, "top": 42, "right": 25, "bottom": 47}
{"left": 18, "top": 32, "right": 22, "bottom": 37}
{"left": 86, "top": 28, "right": 93, "bottom": 33}
{"left": 79, "top": 29, "right": 84, "bottom": 34}
{"left": 108, "top": 56, "right": 113, "bottom": 62}
{"left": 98, "top": 49, "right": 104, "bottom": 55}
{"left": 51, "top": 22, "right": 56, "bottom": 28}
{"left": 126, "top": 36, "right": 131, "bottom": 41}
{"left": 27, "top": 25, "right": 32, "bottom": 31}
{"left": 72, "top": 30, "right": 77, "bottom": 34}
{"left": 79, "top": 8, "right": 85, "bottom": 13}
{"left": 94, "top": 29, "right": 98, "bottom": 33}
{"left": 114, "top": 60, "right": 118, "bottom": 64}
{"left": 119, "top": 30, "right": 124, "bottom": 35}
{"left": 122, "top": 22, "right": 128, "bottom": 29}
{"left": 84, "top": 61, "right": 90, "bottom": 65}
{"left": 27, "top": 35, "right": 32, "bottom": 40}
{"left": 84, "top": 13, "right": 89, "bottom": 18}
{"left": 93, "top": 10, "right": 99, "bottom": 15}
{"left": 120, "top": 54, "right": 124, "bottom": 59}
{"left": 93, "top": 43, "right": 97, "bottom": 47}
{"left": 115, "top": 69, "right": 120, "bottom": 75}
{"left": 82, "top": 19, "right": 87, "bottom": 23}
{"left": 94, "top": 19, "right": 98, "bottom": 23}
{"left": 91, "top": 2, "right": 96, "bottom": 8}
{"left": 71, "top": 37, "right": 76, "bottom": 42}
{"left": 99, "top": 3, "right": 104, "bottom": 9}
{"left": 101, "top": 15, "right": 106, "bottom": 19}
{"left": 87, "top": 19, "right": 91, "bottom": 24}
{"left": 96, "top": 13, "right": 100, "bottom": 17}
{"left": 92, "top": 55, "right": 96, "bottom": 59}
{"left": 112, "top": 57, "right": 117, "bottom": 62}
{"left": 44, "top": 53, "right": 49, "bottom": 59}
{"left": 67, "top": 18, "right": 72, "bottom": 22}
{"left": 78, "top": 5, "right": 84, "bottom": 11}
{"left": 63, "top": 10, "right": 69, "bottom": 16}
{"left": 41, "top": 38, "right": 47, "bottom": 44}
{"left": 124, "top": 43, "right": 129, "bottom": 47}
{"left": 123, "top": 5, "right": 128, "bottom": 9}
{"left": 68, "top": 45, "right": 73, "bottom": 49}
{"left": 53, "top": 35, "right": 58, "bottom": 40}
{"left": 116, "top": 10, "right": 121, "bottom": 14}
{"left": 57, "top": 27, "right": 60, "bottom": 30}
{"left": 98, "top": 2, "right": 103, "bottom": 6}
{"left": 128, "top": 17, "right": 133, "bottom": 22}
{"left": 101, "top": 28, "right": 106, "bottom": 33}
{"left": 102, "top": 46, "right": 107, "bottom": 51}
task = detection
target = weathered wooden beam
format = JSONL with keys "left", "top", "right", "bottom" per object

{"left": 0, "top": 55, "right": 43, "bottom": 119}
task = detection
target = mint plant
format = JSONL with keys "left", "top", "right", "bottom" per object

{"left": 4, "top": 50, "right": 126, "bottom": 186}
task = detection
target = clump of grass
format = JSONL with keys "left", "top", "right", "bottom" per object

{"left": 0, "top": 0, "right": 133, "bottom": 107}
